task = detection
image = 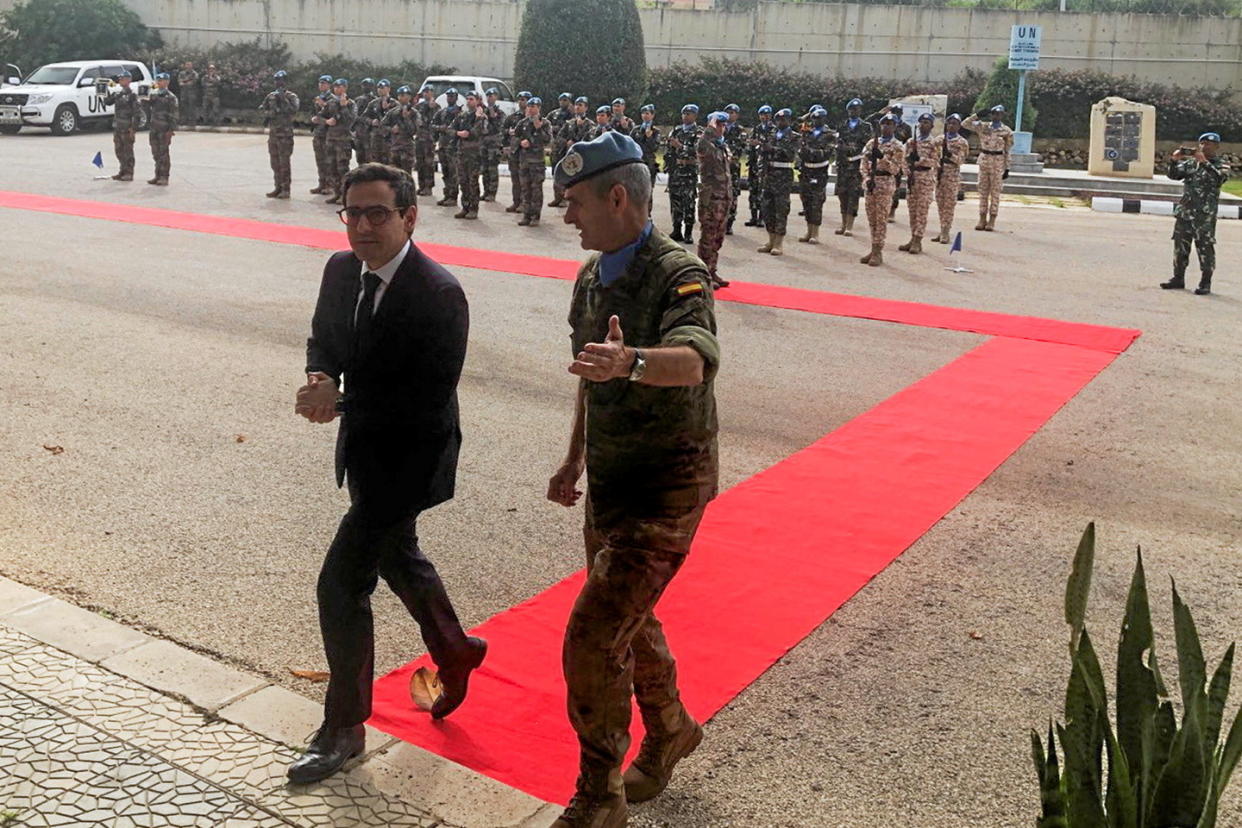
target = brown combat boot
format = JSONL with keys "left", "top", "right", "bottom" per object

{"left": 908, "top": 236, "right": 923, "bottom": 254}
{"left": 843, "top": 213, "right": 856, "bottom": 236}
{"left": 769, "top": 234, "right": 785, "bottom": 256}
{"left": 277, "top": 190, "right": 290, "bottom": 199}
{"left": 623, "top": 704, "right": 704, "bottom": 803}
{"left": 147, "top": 178, "right": 160, "bottom": 185}
{"left": 859, "top": 246, "right": 873, "bottom": 265}
{"left": 799, "top": 224, "right": 820, "bottom": 245}
{"left": 834, "top": 211, "right": 848, "bottom": 235}
{"left": 325, "top": 195, "right": 341, "bottom": 204}
{"left": 266, "top": 189, "right": 280, "bottom": 198}
{"left": 505, "top": 203, "right": 520, "bottom": 213}
{"left": 868, "top": 245, "right": 883, "bottom": 266}
{"left": 517, "top": 217, "right": 531, "bottom": 226}
{"left": 985, "top": 214, "right": 997, "bottom": 231}
{"left": 975, "top": 216, "right": 987, "bottom": 231}
{"left": 552, "top": 770, "right": 627, "bottom": 828}
{"left": 898, "top": 237, "right": 914, "bottom": 252}
{"left": 464, "top": 210, "right": 478, "bottom": 220}
{"left": 756, "top": 232, "right": 774, "bottom": 254}
{"left": 454, "top": 209, "right": 468, "bottom": 218}
{"left": 155, "top": 178, "right": 168, "bottom": 186}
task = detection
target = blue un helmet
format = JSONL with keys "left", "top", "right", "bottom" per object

{"left": 445, "top": 87, "right": 458, "bottom": 96}
{"left": 559, "top": 92, "right": 572, "bottom": 102}
{"left": 318, "top": 74, "right": 333, "bottom": 84}
{"left": 725, "top": 103, "right": 741, "bottom": 114}
{"left": 758, "top": 104, "right": 773, "bottom": 115}
{"left": 273, "top": 70, "right": 288, "bottom": 80}
{"left": 681, "top": 103, "right": 699, "bottom": 115}
{"left": 376, "top": 79, "right": 391, "bottom": 89}
{"left": 640, "top": 104, "right": 655, "bottom": 114}
{"left": 612, "top": 97, "right": 625, "bottom": 106}
{"left": 420, "top": 84, "right": 433, "bottom": 94}
{"left": 918, "top": 112, "right": 934, "bottom": 124}
{"left": 397, "top": 85, "right": 412, "bottom": 95}
{"left": 575, "top": 96, "right": 589, "bottom": 105}
{"left": 1199, "top": 132, "right": 1221, "bottom": 143}
{"left": 518, "top": 90, "right": 532, "bottom": 99}
{"left": 776, "top": 108, "right": 793, "bottom": 119}
{"left": 360, "top": 77, "right": 374, "bottom": 87}
{"left": 597, "top": 105, "right": 612, "bottom": 115}
{"left": 155, "top": 72, "right": 170, "bottom": 81}
{"left": 333, "top": 78, "right": 348, "bottom": 88}
{"left": 846, "top": 98, "right": 863, "bottom": 110}
{"left": 528, "top": 96, "right": 542, "bottom": 107}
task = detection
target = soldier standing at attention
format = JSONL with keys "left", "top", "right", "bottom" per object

{"left": 548, "top": 93, "right": 576, "bottom": 207}
{"left": 352, "top": 78, "right": 375, "bottom": 165}
{"left": 721, "top": 104, "right": 746, "bottom": 235}
{"left": 433, "top": 89, "right": 463, "bottom": 206}
{"left": 964, "top": 104, "right": 1013, "bottom": 231}
{"left": 384, "top": 85, "right": 419, "bottom": 176}
{"left": 834, "top": 98, "right": 871, "bottom": 237}
{"left": 414, "top": 86, "right": 440, "bottom": 196}
{"left": 176, "top": 61, "right": 198, "bottom": 127}
{"left": 666, "top": 104, "right": 703, "bottom": 244}
{"left": 547, "top": 131, "right": 720, "bottom": 828}
{"left": 323, "top": 78, "right": 357, "bottom": 205}
{"left": 633, "top": 104, "right": 662, "bottom": 214}
{"left": 697, "top": 112, "right": 733, "bottom": 289}
{"left": 200, "top": 64, "right": 222, "bottom": 126}
{"left": 899, "top": 112, "right": 938, "bottom": 255}
{"left": 452, "top": 91, "right": 488, "bottom": 220}
{"left": 259, "top": 70, "right": 299, "bottom": 199}
{"left": 931, "top": 113, "right": 970, "bottom": 244}
{"left": 515, "top": 97, "right": 552, "bottom": 227}
{"left": 610, "top": 98, "right": 634, "bottom": 135}
{"left": 103, "top": 69, "right": 139, "bottom": 182}
{"left": 796, "top": 106, "right": 834, "bottom": 246}
{"left": 1161, "top": 132, "right": 1229, "bottom": 295}
{"left": 310, "top": 75, "right": 333, "bottom": 195}
{"left": 144, "top": 72, "right": 179, "bottom": 186}
{"left": 744, "top": 105, "right": 773, "bottom": 228}
{"left": 757, "top": 108, "right": 800, "bottom": 256}
{"left": 481, "top": 88, "right": 505, "bottom": 202}
{"left": 504, "top": 91, "right": 532, "bottom": 213}
{"left": 859, "top": 114, "right": 908, "bottom": 267}
{"left": 866, "top": 103, "right": 911, "bottom": 222}
{"left": 592, "top": 105, "right": 614, "bottom": 139}
{"left": 365, "top": 80, "right": 397, "bottom": 166}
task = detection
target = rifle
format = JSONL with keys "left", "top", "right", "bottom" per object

{"left": 907, "top": 138, "right": 919, "bottom": 186}
{"left": 938, "top": 135, "right": 951, "bottom": 183}
{"left": 866, "top": 139, "right": 881, "bottom": 193}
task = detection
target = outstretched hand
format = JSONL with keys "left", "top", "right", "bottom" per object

{"left": 569, "top": 315, "right": 632, "bottom": 383}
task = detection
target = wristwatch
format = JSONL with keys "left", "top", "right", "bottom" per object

{"left": 627, "top": 348, "right": 647, "bottom": 383}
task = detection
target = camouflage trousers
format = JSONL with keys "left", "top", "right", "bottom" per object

{"left": 865, "top": 177, "right": 898, "bottom": 248}
{"left": 727, "top": 162, "right": 742, "bottom": 227}
{"left": 566, "top": 493, "right": 708, "bottom": 786}
{"left": 552, "top": 147, "right": 568, "bottom": 203}
{"left": 668, "top": 166, "right": 698, "bottom": 231}
{"left": 935, "top": 167, "right": 962, "bottom": 240}
{"left": 906, "top": 169, "right": 936, "bottom": 237}
{"left": 696, "top": 194, "right": 730, "bottom": 276}
{"left": 415, "top": 141, "right": 436, "bottom": 192}
{"left": 836, "top": 163, "right": 864, "bottom": 218}
{"left": 354, "top": 129, "right": 371, "bottom": 166}
{"left": 762, "top": 169, "right": 794, "bottom": 236}
{"left": 390, "top": 142, "right": 415, "bottom": 176}
{"left": 978, "top": 154, "right": 1006, "bottom": 220}
{"left": 519, "top": 163, "right": 544, "bottom": 221}
{"left": 456, "top": 142, "right": 481, "bottom": 211}
{"left": 438, "top": 146, "right": 459, "bottom": 201}
{"left": 748, "top": 160, "right": 765, "bottom": 219}
{"left": 149, "top": 130, "right": 173, "bottom": 180}
{"left": 203, "top": 94, "right": 220, "bottom": 126}
{"left": 113, "top": 129, "right": 135, "bottom": 177}
{"left": 799, "top": 172, "right": 829, "bottom": 227}
{"left": 1172, "top": 214, "right": 1216, "bottom": 275}
{"left": 508, "top": 153, "right": 524, "bottom": 208}
{"left": 482, "top": 143, "right": 501, "bottom": 199}
{"left": 313, "top": 133, "right": 329, "bottom": 189}
{"left": 267, "top": 132, "right": 294, "bottom": 192}
{"left": 368, "top": 131, "right": 391, "bottom": 166}
{"left": 328, "top": 139, "right": 353, "bottom": 197}
{"left": 181, "top": 90, "right": 197, "bottom": 125}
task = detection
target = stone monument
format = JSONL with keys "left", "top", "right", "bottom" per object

{"left": 1088, "top": 97, "right": 1156, "bottom": 179}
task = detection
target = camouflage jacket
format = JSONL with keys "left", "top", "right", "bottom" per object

{"left": 904, "top": 131, "right": 939, "bottom": 182}
{"left": 932, "top": 132, "right": 970, "bottom": 180}
{"left": 762, "top": 125, "right": 801, "bottom": 170}
{"left": 697, "top": 133, "right": 731, "bottom": 196}
{"left": 548, "top": 105, "right": 575, "bottom": 149}
{"left": 514, "top": 116, "right": 552, "bottom": 167}
{"left": 861, "top": 136, "right": 908, "bottom": 181}
{"left": 798, "top": 126, "right": 835, "bottom": 174}
{"left": 1170, "top": 156, "right": 1230, "bottom": 221}
{"left": 568, "top": 228, "right": 720, "bottom": 510}
{"left": 484, "top": 103, "right": 506, "bottom": 147}
{"left": 502, "top": 109, "right": 525, "bottom": 155}
{"left": 364, "top": 95, "right": 399, "bottom": 129}
{"left": 432, "top": 105, "right": 461, "bottom": 150}
{"left": 835, "top": 117, "right": 872, "bottom": 164}
{"left": 103, "top": 88, "right": 141, "bottom": 131}
{"left": 352, "top": 93, "right": 374, "bottom": 136}
{"left": 666, "top": 124, "right": 704, "bottom": 168}
{"left": 964, "top": 117, "right": 1014, "bottom": 156}
{"left": 415, "top": 100, "right": 441, "bottom": 143}
{"left": 176, "top": 69, "right": 198, "bottom": 94}
{"left": 451, "top": 106, "right": 490, "bottom": 146}
{"left": 590, "top": 123, "right": 614, "bottom": 140}
{"left": 145, "top": 89, "right": 179, "bottom": 132}
{"left": 201, "top": 73, "right": 221, "bottom": 99}
{"left": 560, "top": 115, "right": 595, "bottom": 148}
{"left": 259, "top": 88, "right": 300, "bottom": 135}
{"left": 632, "top": 122, "right": 662, "bottom": 165}
{"left": 723, "top": 122, "right": 747, "bottom": 168}
{"left": 311, "top": 92, "right": 331, "bottom": 136}
{"left": 323, "top": 96, "right": 356, "bottom": 142}
{"left": 610, "top": 114, "right": 635, "bottom": 136}
{"left": 384, "top": 103, "right": 420, "bottom": 144}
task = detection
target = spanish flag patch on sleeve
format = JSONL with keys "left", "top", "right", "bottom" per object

{"left": 675, "top": 282, "right": 704, "bottom": 296}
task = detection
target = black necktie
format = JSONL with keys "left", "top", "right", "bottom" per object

{"left": 353, "top": 271, "right": 381, "bottom": 347}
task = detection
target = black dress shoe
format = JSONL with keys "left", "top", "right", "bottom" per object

{"left": 431, "top": 636, "right": 488, "bottom": 720}
{"left": 287, "top": 724, "right": 365, "bottom": 784}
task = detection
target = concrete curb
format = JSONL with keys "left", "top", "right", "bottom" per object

{"left": 1091, "top": 196, "right": 1241, "bottom": 219}
{"left": 0, "top": 574, "right": 557, "bottom": 827}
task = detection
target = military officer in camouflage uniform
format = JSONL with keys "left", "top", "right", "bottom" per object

{"left": 609, "top": 98, "right": 634, "bottom": 135}
{"left": 591, "top": 105, "right": 614, "bottom": 139}
{"left": 176, "top": 62, "right": 198, "bottom": 127}
{"left": 452, "top": 91, "right": 489, "bottom": 219}
{"left": 633, "top": 104, "right": 662, "bottom": 214}
{"left": 384, "top": 85, "right": 419, "bottom": 175}
{"left": 323, "top": 78, "right": 356, "bottom": 205}
{"left": 258, "top": 70, "right": 299, "bottom": 198}
{"left": 1161, "top": 132, "right": 1230, "bottom": 295}
{"left": 697, "top": 112, "right": 732, "bottom": 289}
{"left": 103, "top": 69, "right": 140, "bottom": 181}
{"left": 666, "top": 104, "right": 703, "bottom": 244}
{"left": 744, "top": 105, "right": 773, "bottom": 227}
{"left": 548, "top": 93, "right": 576, "bottom": 207}
{"left": 563, "top": 97, "right": 595, "bottom": 146}
{"left": 899, "top": 112, "right": 938, "bottom": 254}
{"left": 931, "top": 113, "right": 970, "bottom": 244}
{"left": 310, "top": 75, "right": 333, "bottom": 194}
{"left": 866, "top": 103, "right": 911, "bottom": 222}
{"left": 352, "top": 78, "right": 375, "bottom": 165}
{"left": 859, "top": 114, "right": 908, "bottom": 267}
{"left": 547, "top": 131, "right": 720, "bottom": 828}
{"left": 758, "top": 108, "right": 800, "bottom": 256}
{"left": 364, "top": 80, "right": 398, "bottom": 165}
{"left": 796, "top": 106, "right": 834, "bottom": 245}
{"left": 415, "top": 86, "right": 440, "bottom": 196}
{"left": 964, "top": 105, "right": 1013, "bottom": 231}
{"left": 721, "top": 104, "right": 746, "bottom": 235}
{"left": 834, "top": 98, "right": 871, "bottom": 237}
{"left": 514, "top": 97, "right": 552, "bottom": 226}
{"left": 201, "top": 64, "right": 221, "bottom": 126}
{"left": 433, "top": 89, "right": 463, "bottom": 206}
{"left": 481, "top": 88, "right": 505, "bottom": 202}
{"left": 144, "top": 72, "right": 179, "bottom": 186}
{"left": 503, "top": 90, "right": 532, "bottom": 213}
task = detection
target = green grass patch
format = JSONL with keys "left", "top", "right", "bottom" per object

{"left": 1222, "top": 178, "right": 1242, "bottom": 198}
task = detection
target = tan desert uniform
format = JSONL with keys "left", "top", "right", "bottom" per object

{"left": 901, "top": 128, "right": 939, "bottom": 252}
{"left": 965, "top": 115, "right": 1013, "bottom": 230}
{"left": 859, "top": 135, "right": 907, "bottom": 264}
{"left": 932, "top": 130, "right": 970, "bottom": 243}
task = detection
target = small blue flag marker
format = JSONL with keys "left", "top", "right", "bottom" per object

{"left": 949, "top": 231, "right": 962, "bottom": 254}
{"left": 91, "top": 151, "right": 104, "bottom": 168}
{"left": 945, "top": 230, "right": 972, "bottom": 273}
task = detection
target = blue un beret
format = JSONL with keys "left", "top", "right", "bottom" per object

{"left": 273, "top": 70, "right": 288, "bottom": 80}
{"left": 612, "top": 98, "right": 625, "bottom": 106}
{"left": 707, "top": 111, "right": 729, "bottom": 124}
{"left": 376, "top": 79, "right": 391, "bottom": 88}
{"left": 597, "top": 105, "right": 612, "bottom": 115}
{"left": 725, "top": 103, "right": 740, "bottom": 113}
{"left": 758, "top": 105, "right": 772, "bottom": 115}
{"left": 333, "top": 78, "right": 348, "bottom": 87}
{"left": 880, "top": 114, "right": 898, "bottom": 124}
{"left": 318, "top": 74, "right": 333, "bottom": 83}
{"left": 117, "top": 69, "right": 132, "bottom": 79}
{"left": 361, "top": 78, "right": 374, "bottom": 86}
{"left": 776, "top": 108, "right": 793, "bottom": 118}
{"left": 918, "top": 112, "right": 934, "bottom": 123}
{"left": 847, "top": 98, "right": 863, "bottom": 108}
{"left": 575, "top": 96, "right": 589, "bottom": 105}
{"left": 528, "top": 96, "right": 542, "bottom": 107}
{"left": 518, "top": 90, "right": 532, "bottom": 99}
{"left": 155, "top": 72, "right": 170, "bottom": 80}
{"left": 554, "top": 131, "right": 645, "bottom": 190}
{"left": 1199, "top": 132, "right": 1221, "bottom": 143}
{"left": 397, "top": 85, "right": 412, "bottom": 95}
{"left": 946, "top": 112, "right": 963, "bottom": 123}
{"left": 682, "top": 104, "right": 699, "bottom": 114}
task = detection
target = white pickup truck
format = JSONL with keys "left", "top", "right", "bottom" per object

{"left": 420, "top": 76, "right": 520, "bottom": 115}
{"left": 0, "top": 60, "right": 154, "bottom": 136}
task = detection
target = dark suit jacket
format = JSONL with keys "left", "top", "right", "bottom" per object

{"left": 306, "top": 243, "right": 468, "bottom": 513}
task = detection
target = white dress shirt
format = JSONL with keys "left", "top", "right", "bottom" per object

{"left": 355, "top": 239, "right": 411, "bottom": 322}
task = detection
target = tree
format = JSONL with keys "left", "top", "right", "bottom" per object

{"left": 0, "top": 0, "right": 160, "bottom": 72}
{"left": 514, "top": 0, "right": 647, "bottom": 109}
{"left": 973, "top": 57, "right": 1037, "bottom": 133}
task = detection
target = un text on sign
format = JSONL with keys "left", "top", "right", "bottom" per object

{"left": 1009, "top": 25, "right": 1042, "bottom": 71}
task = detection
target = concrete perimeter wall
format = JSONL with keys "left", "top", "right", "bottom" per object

{"left": 4, "top": 0, "right": 1239, "bottom": 91}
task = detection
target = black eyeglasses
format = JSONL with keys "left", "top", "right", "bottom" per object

{"left": 337, "top": 205, "right": 407, "bottom": 226}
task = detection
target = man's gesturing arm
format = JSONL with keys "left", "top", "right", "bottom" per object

{"left": 569, "top": 315, "right": 705, "bottom": 387}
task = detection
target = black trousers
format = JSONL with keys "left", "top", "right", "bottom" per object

{"left": 317, "top": 474, "right": 468, "bottom": 727}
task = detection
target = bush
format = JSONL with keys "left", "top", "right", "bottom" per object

{"left": 0, "top": 0, "right": 160, "bottom": 71}
{"left": 973, "top": 57, "right": 1037, "bottom": 132}
{"left": 515, "top": 0, "right": 647, "bottom": 109}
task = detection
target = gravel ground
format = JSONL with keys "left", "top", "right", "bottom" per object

{"left": 1, "top": 131, "right": 1240, "bottom": 826}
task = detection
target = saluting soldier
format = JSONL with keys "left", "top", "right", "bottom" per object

{"left": 931, "top": 113, "right": 971, "bottom": 244}
{"left": 697, "top": 111, "right": 733, "bottom": 289}
{"left": 796, "top": 106, "right": 835, "bottom": 245}
{"left": 433, "top": 89, "right": 463, "bottom": 206}
{"left": 547, "top": 92, "right": 576, "bottom": 207}
{"left": 481, "top": 88, "right": 506, "bottom": 202}
{"left": 721, "top": 104, "right": 746, "bottom": 235}
{"left": 452, "top": 91, "right": 489, "bottom": 219}
{"left": 364, "top": 80, "right": 398, "bottom": 165}
{"left": 591, "top": 105, "right": 614, "bottom": 139}
{"left": 258, "top": 69, "right": 299, "bottom": 199}
{"left": 899, "top": 112, "right": 938, "bottom": 254}
{"left": 310, "top": 75, "right": 334, "bottom": 195}
{"left": 352, "top": 78, "right": 375, "bottom": 165}
{"left": 384, "top": 85, "right": 420, "bottom": 176}
{"left": 103, "top": 68, "right": 140, "bottom": 182}
{"left": 414, "top": 86, "right": 440, "bottom": 196}
{"left": 964, "top": 104, "right": 1013, "bottom": 231}
{"left": 757, "top": 108, "right": 800, "bottom": 256}
{"left": 859, "top": 114, "right": 908, "bottom": 266}
{"left": 834, "top": 98, "right": 872, "bottom": 237}
{"left": 201, "top": 64, "right": 222, "bottom": 127}
{"left": 176, "top": 61, "right": 198, "bottom": 126}
{"left": 144, "top": 72, "right": 179, "bottom": 186}
{"left": 632, "top": 104, "right": 662, "bottom": 214}
{"left": 514, "top": 96, "right": 553, "bottom": 227}
{"left": 745, "top": 105, "right": 773, "bottom": 228}
{"left": 610, "top": 98, "right": 634, "bottom": 135}
{"left": 1161, "top": 132, "right": 1229, "bottom": 295}
{"left": 666, "top": 104, "right": 703, "bottom": 244}
{"left": 323, "top": 78, "right": 357, "bottom": 205}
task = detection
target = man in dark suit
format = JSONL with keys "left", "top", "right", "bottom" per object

{"left": 291, "top": 162, "right": 487, "bottom": 784}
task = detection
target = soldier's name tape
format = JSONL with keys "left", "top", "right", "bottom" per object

{"left": 1092, "top": 197, "right": 1241, "bottom": 220}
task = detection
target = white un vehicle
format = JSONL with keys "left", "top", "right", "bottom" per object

{"left": 420, "top": 75, "right": 520, "bottom": 115}
{"left": 0, "top": 60, "right": 154, "bottom": 136}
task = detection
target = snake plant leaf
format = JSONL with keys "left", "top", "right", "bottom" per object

{"left": 1206, "top": 644, "right": 1234, "bottom": 759}
{"left": 1066, "top": 522, "right": 1096, "bottom": 655}
{"left": 1104, "top": 721, "right": 1138, "bottom": 828}
{"left": 1172, "top": 580, "right": 1208, "bottom": 714}
{"left": 1195, "top": 774, "right": 1217, "bottom": 828}
{"left": 1219, "top": 699, "right": 1242, "bottom": 794}
{"left": 1117, "top": 550, "right": 1161, "bottom": 778}
{"left": 1060, "top": 721, "right": 1107, "bottom": 828}
{"left": 1065, "top": 630, "right": 1106, "bottom": 784}
{"left": 1149, "top": 698, "right": 1208, "bottom": 828}
{"left": 1033, "top": 725, "right": 1069, "bottom": 827}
